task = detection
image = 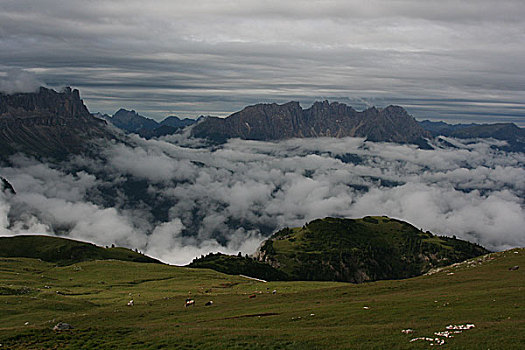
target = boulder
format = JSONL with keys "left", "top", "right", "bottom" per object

{"left": 53, "top": 322, "right": 73, "bottom": 331}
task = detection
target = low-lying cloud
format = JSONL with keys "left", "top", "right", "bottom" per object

{"left": 1, "top": 134, "right": 524, "bottom": 264}
{"left": 0, "top": 68, "right": 44, "bottom": 94}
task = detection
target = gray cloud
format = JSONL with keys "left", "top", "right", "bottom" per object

{"left": 1, "top": 135, "right": 524, "bottom": 264}
{"left": 0, "top": 1, "right": 524, "bottom": 124}
{"left": 0, "top": 68, "right": 45, "bottom": 94}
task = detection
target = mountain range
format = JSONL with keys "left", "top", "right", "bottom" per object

{"left": 97, "top": 109, "right": 198, "bottom": 138}
{"left": 1, "top": 87, "right": 524, "bottom": 161}
{"left": 191, "top": 101, "right": 432, "bottom": 147}
{"left": 420, "top": 120, "right": 525, "bottom": 152}
{"left": 100, "top": 99, "right": 525, "bottom": 152}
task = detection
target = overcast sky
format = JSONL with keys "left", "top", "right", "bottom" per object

{"left": 1, "top": 0, "right": 524, "bottom": 125}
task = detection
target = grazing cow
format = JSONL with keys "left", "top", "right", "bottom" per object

{"left": 185, "top": 298, "right": 195, "bottom": 307}
{"left": 509, "top": 265, "right": 519, "bottom": 271}
{"left": 127, "top": 300, "right": 134, "bottom": 306}
{"left": 205, "top": 301, "right": 213, "bottom": 306}
{"left": 249, "top": 294, "right": 256, "bottom": 299}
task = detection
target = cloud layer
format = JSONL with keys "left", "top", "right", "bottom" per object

{"left": 0, "top": 68, "right": 44, "bottom": 94}
{"left": 1, "top": 134, "right": 524, "bottom": 264}
{"left": 0, "top": 1, "right": 524, "bottom": 124}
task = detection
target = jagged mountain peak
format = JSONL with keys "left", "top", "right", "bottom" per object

{"left": 192, "top": 100, "right": 430, "bottom": 146}
{"left": 0, "top": 87, "right": 113, "bottom": 159}
{"left": 0, "top": 86, "right": 90, "bottom": 119}
{"left": 114, "top": 108, "right": 139, "bottom": 116}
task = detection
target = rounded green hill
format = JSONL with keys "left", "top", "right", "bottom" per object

{"left": 0, "top": 235, "right": 161, "bottom": 266}
{"left": 254, "top": 216, "right": 489, "bottom": 283}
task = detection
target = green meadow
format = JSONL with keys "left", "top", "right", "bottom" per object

{"left": 0, "top": 248, "right": 523, "bottom": 349}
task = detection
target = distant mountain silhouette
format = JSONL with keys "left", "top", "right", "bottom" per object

{"left": 104, "top": 109, "right": 197, "bottom": 138}
{"left": 420, "top": 120, "right": 525, "bottom": 152}
{"left": 191, "top": 101, "right": 432, "bottom": 147}
{"left": 110, "top": 108, "right": 159, "bottom": 133}
{"left": 160, "top": 116, "right": 196, "bottom": 128}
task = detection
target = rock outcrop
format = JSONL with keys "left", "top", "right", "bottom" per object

{"left": 0, "top": 176, "right": 15, "bottom": 194}
{"left": 192, "top": 101, "right": 431, "bottom": 146}
{"left": 0, "top": 87, "right": 113, "bottom": 159}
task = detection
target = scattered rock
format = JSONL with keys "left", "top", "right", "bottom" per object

{"left": 410, "top": 337, "right": 445, "bottom": 346}
{"left": 408, "top": 324, "right": 474, "bottom": 346}
{"left": 434, "top": 331, "right": 454, "bottom": 338}
{"left": 53, "top": 322, "right": 73, "bottom": 331}
{"left": 445, "top": 324, "right": 475, "bottom": 330}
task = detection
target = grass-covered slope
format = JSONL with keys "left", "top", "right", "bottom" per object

{"left": 0, "top": 249, "right": 523, "bottom": 349}
{"left": 0, "top": 235, "right": 160, "bottom": 265}
{"left": 188, "top": 252, "right": 289, "bottom": 281}
{"left": 255, "top": 216, "right": 489, "bottom": 283}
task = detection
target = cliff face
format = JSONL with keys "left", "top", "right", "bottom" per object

{"left": 192, "top": 101, "right": 431, "bottom": 146}
{"left": 0, "top": 87, "right": 113, "bottom": 159}
{"left": 0, "top": 87, "right": 90, "bottom": 119}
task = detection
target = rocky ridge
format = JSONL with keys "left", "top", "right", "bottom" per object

{"left": 192, "top": 101, "right": 431, "bottom": 146}
{"left": 0, "top": 87, "right": 113, "bottom": 159}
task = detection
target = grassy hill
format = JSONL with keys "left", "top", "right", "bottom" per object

{"left": 188, "top": 252, "right": 289, "bottom": 281}
{"left": 0, "top": 235, "right": 161, "bottom": 265}
{"left": 251, "top": 216, "right": 489, "bottom": 283}
{"left": 0, "top": 248, "right": 523, "bottom": 349}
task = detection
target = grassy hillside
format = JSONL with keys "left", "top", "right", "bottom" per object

{"left": 256, "top": 216, "right": 489, "bottom": 283}
{"left": 0, "top": 248, "right": 523, "bottom": 349}
{"left": 0, "top": 235, "right": 160, "bottom": 265}
{"left": 188, "top": 252, "right": 289, "bottom": 281}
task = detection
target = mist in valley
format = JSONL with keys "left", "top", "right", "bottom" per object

{"left": 1, "top": 133, "right": 524, "bottom": 265}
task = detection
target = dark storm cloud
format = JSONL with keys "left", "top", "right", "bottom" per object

{"left": 1, "top": 0, "right": 524, "bottom": 123}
